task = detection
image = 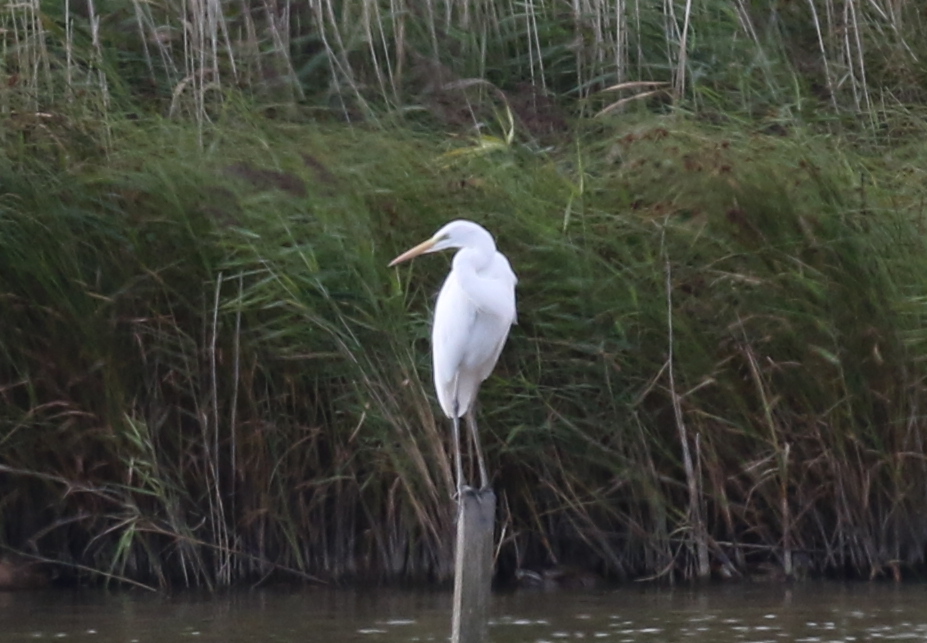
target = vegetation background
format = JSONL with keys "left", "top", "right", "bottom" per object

{"left": 2, "top": 0, "right": 927, "bottom": 590}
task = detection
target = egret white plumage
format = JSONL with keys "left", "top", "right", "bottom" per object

{"left": 389, "top": 220, "right": 517, "bottom": 493}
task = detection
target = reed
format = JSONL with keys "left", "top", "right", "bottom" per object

{"left": 3, "top": 1, "right": 924, "bottom": 127}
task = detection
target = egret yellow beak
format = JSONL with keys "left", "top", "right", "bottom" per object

{"left": 388, "top": 237, "right": 438, "bottom": 267}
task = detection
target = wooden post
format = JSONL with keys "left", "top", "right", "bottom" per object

{"left": 451, "top": 488, "right": 496, "bottom": 643}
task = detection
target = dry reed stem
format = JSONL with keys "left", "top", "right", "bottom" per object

{"left": 661, "top": 226, "right": 709, "bottom": 579}
{"left": 674, "top": 0, "right": 693, "bottom": 101}
{"left": 596, "top": 89, "right": 668, "bottom": 117}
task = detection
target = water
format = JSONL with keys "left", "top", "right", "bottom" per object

{"left": 2, "top": 581, "right": 926, "bottom": 642}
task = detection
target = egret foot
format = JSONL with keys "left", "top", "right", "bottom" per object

{"left": 455, "top": 484, "right": 478, "bottom": 499}
{"left": 456, "top": 485, "right": 493, "bottom": 509}
{"left": 452, "top": 484, "right": 476, "bottom": 503}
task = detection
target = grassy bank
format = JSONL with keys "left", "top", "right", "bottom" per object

{"left": 3, "top": 0, "right": 927, "bottom": 589}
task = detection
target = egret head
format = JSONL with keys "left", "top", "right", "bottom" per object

{"left": 388, "top": 220, "right": 494, "bottom": 267}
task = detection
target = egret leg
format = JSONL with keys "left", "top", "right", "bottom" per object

{"left": 451, "top": 412, "right": 465, "bottom": 497}
{"left": 465, "top": 406, "right": 490, "bottom": 490}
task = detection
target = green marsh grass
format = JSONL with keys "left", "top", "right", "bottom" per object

{"left": 3, "top": 111, "right": 927, "bottom": 586}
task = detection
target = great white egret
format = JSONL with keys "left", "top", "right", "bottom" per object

{"left": 389, "top": 220, "right": 517, "bottom": 494}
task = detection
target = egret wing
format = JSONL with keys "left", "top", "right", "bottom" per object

{"left": 431, "top": 272, "right": 476, "bottom": 418}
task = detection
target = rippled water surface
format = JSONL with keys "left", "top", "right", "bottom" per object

{"left": 3, "top": 581, "right": 926, "bottom": 642}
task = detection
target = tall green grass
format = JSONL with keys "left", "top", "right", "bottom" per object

{"left": 3, "top": 111, "right": 927, "bottom": 586}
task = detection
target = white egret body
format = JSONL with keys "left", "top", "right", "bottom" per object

{"left": 389, "top": 220, "right": 517, "bottom": 492}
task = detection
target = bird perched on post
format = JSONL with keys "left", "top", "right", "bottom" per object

{"left": 389, "top": 220, "right": 517, "bottom": 495}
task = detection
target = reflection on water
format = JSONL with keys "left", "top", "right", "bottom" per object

{"left": 2, "top": 581, "right": 927, "bottom": 642}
